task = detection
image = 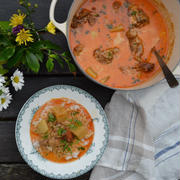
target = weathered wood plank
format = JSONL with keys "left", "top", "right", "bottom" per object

{"left": 0, "top": 76, "right": 114, "bottom": 119}
{"left": 0, "top": 121, "right": 23, "bottom": 163}
{"left": 0, "top": 164, "right": 91, "bottom": 180}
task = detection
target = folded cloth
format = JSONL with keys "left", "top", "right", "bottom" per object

{"left": 90, "top": 77, "right": 180, "bottom": 180}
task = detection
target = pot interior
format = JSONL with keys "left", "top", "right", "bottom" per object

{"left": 66, "top": 0, "right": 180, "bottom": 90}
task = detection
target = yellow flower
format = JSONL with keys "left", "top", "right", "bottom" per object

{"left": 16, "top": 29, "right": 34, "bottom": 46}
{"left": 46, "top": 21, "right": 56, "bottom": 35}
{"left": 10, "top": 13, "right": 26, "bottom": 27}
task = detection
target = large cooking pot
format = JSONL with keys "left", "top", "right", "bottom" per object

{"left": 49, "top": 0, "right": 180, "bottom": 90}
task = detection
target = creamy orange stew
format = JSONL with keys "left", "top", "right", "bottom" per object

{"left": 69, "top": 0, "right": 169, "bottom": 88}
{"left": 30, "top": 98, "right": 94, "bottom": 163}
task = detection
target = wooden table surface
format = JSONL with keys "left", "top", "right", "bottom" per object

{"left": 0, "top": 0, "right": 114, "bottom": 179}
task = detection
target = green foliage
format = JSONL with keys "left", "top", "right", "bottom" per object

{"left": 25, "top": 51, "right": 40, "bottom": 73}
{"left": 0, "top": 0, "right": 76, "bottom": 75}
{"left": 0, "top": 21, "right": 11, "bottom": 31}
{"left": 46, "top": 58, "right": 54, "bottom": 72}
{"left": 7, "top": 48, "right": 25, "bottom": 68}
{"left": 0, "top": 46, "right": 15, "bottom": 61}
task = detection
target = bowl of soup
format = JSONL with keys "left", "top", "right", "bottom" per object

{"left": 50, "top": 0, "right": 180, "bottom": 90}
{"left": 15, "top": 85, "right": 108, "bottom": 179}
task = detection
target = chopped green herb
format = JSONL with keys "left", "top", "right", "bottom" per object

{"left": 102, "top": 4, "right": 106, "bottom": 9}
{"left": 58, "top": 128, "right": 66, "bottom": 136}
{"left": 106, "top": 24, "right": 113, "bottom": 29}
{"left": 61, "top": 139, "right": 72, "bottom": 152}
{"left": 162, "top": 55, "right": 166, "bottom": 59}
{"left": 75, "top": 139, "right": 80, "bottom": 144}
{"left": 48, "top": 113, "right": 56, "bottom": 122}
{"left": 131, "top": 11, "right": 137, "bottom": 16}
{"left": 94, "top": 13, "right": 99, "bottom": 17}
{"left": 63, "top": 143, "right": 69, "bottom": 152}
{"left": 76, "top": 40, "right": 80, "bottom": 44}
{"left": 60, "top": 139, "right": 67, "bottom": 144}
{"left": 85, "top": 30, "right": 90, "bottom": 35}
{"left": 68, "top": 119, "right": 73, "bottom": 122}
{"left": 43, "top": 134, "right": 48, "bottom": 139}
{"left": 67, "top": 146, "right": 72, "bottom": 152}
{"left": 74, "top": 119, "right": 82, "bottom": 126}
{"left": 68, "top": 124, "right": 78, "bottom": 129}
{"left": 78, "top": 147, "right": 85, "bottom": 150}
{"left": 99, "top": 10, "right": 106, "bottom": 15}
{"left": 71, "top": 111, "right": 79, "bottom": 116}
{"left": 132, "top": 77, "right": 140, "bottom": 84}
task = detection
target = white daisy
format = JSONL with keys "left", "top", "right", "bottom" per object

{"left": 0, "top": 93, "right": 12, "bottom": 111}
{"left": 0, "top": 75, "right": 5, "bottom": 87}
{"left": 11, "top": 69, "right": 24, "bottom": 91}
{"left": 0, "top": 86, "right": 10, "bottom": 95}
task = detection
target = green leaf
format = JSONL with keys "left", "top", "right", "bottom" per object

{"left": 49, "top": 54, "right": 64, "bottom": 68}
{"left": 0, "top": 21, "right": 11, "bottom": 31}
{"left": 61, "top": 51, "right": 71, "bottom": 61}
{"left": 7, "top": 48, "right": 24, "bottom": 68}
{"left": 30, "top": 40, "right": 45, "bottom": 49}
{"left": 67, "top": 61, "right": 76, "bottom": 72}
{"left": 30, "top": 40, "right": 60, "bottom": 50}
{"left": 46, "top": 58, "right": 54, "bottom": 72}
{"left": 35, "top": 51, "right": 44, "bottom": 62}
{"left": 25, "top": 51, "right": 40, "bottom": 73}
{"left": 0, "top": 65, "right": 8, "bottom": 75}
{"left": 0, "top": 35, "right": 12, "bottom": 46}
{"left": 0, "top": 46, "right": 15, "bottom": 61}
{"left": 43, "top": 40, "right": 60, "bottom": 50}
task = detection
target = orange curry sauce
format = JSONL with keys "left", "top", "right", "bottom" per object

{"left": 30, "top": 98, "right": 94, "bottom": 163}
{"left": 69, "top": 0, "right": 169, "bottom": 88}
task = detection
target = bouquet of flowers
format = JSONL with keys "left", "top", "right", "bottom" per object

{"left": 0, "top": 0, "right": 76, "bottom": 111}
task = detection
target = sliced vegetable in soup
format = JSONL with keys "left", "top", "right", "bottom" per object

{"left": 69, "top": 0, "right": 170, "bottom": 88}
{"left": 30, "top": 98, "right": 94, "bottom": 163}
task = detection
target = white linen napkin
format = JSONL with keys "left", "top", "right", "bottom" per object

{"left": 90, "top": 76, "right": 180, "bottom": 180}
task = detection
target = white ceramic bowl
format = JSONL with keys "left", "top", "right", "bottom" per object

{"left": 15, "top": 85, "right": 109, "bottom": 179}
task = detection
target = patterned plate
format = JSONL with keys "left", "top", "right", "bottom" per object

{"left": 15, "top": 85, "right": 109, "bottom": 179}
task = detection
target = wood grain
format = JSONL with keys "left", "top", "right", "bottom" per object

{"left": 0, "top": 164, "right": 91, "bottom": 180}
{"left": 0, "top": 76, "right": 114, "bottom": 119}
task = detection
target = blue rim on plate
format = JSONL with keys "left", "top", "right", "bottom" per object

{"left": 15, "top": 85, "right": 109, "bottom": 179}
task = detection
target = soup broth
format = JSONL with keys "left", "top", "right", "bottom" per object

{"left": 69, "top": 0, "right": 170, "bottom": 88}
{"left": 30, "top": 98, "right": 94, "bottom": 163}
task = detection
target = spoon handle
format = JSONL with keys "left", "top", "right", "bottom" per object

{"left": 153, "top": 49, "right": 179, "bottom": 88}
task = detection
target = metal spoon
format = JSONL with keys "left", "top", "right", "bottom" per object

{"left": 152, "top": 47, "right": 179, "bottom": 88}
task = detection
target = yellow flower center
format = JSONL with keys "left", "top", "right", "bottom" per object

{"left": 1, "top": 98, "right": 6, "bottom": 104}
{"left": 13, "top": 76, "right": 20, "bottom": 83}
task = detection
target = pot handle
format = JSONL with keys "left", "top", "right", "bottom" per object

{"left": 49, "top": 0, "right": 67, "bottom": 36}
